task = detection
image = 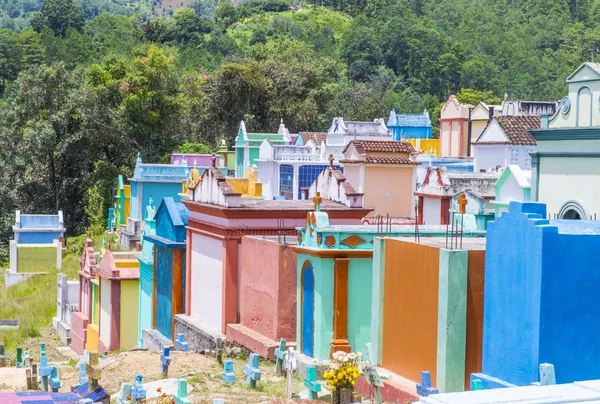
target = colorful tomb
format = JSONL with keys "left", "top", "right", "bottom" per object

{"left": 481, "top": 201, "right": 600, "bottom": 386}
{"left": 235, "top": 120, "right": 292, "bottom": 177}
{"left": 387, "top": 109, "right": 433, "bottom": 140}
{"left": 370, "top": 237, "right": 486, "bottom": 394}
{"left": 135, "top": 199, "right": 157, "bottom": 347}
{"left": 119, "top": 154, "right": 189, "bottom": 250}
{"left": 109, "top": 175, "right": 130, "bottom": 232}
{"left": 143, "top": 197, "right": 189, "bottom": 344}
{"left": 97, "top": 247, "right": 140, "bottom": 352}
{"left": 178, "top": 164, "right": 370, "bottom": 352}
{"left": 226, "top": 236, "right": 298, "bottom": 359}
{"left": 292, "top": 200, "right": 486, "bottom": 363}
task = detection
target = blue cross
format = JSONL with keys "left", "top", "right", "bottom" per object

{"left": 274, "top": 339, "right": 287, "bottom": 374}
{"left": 304, "top": 366, "right": 321, "bottom": 400}
{"left": 160, "top": 347, "right": 171, "bottom": 378}
{"left": 174, "top": 378, "right": 191, "bottom": 404}
{"left": 222, "top": 360, "right": 235, "bottom": 384}
{"left": 416, "top": 370, "right": 439, "bottom": 397}
{"left": 39, "top": 355, "right": 51, "bottom": 392}
{"left": 175, "top": 334, "right": 189, "bottom": 352}
{"left": 50, "top": 366, "right": 61, "bottom": 392}
{"left": 40, "top": 342, "right": 46, "bottom": 358}
{"left": 78, "top": 361, "right": 88, "bottom": 386}
{"left": 244, "top": 353, "right": 261, "bottom": 388}
{"left": 132, "top": 374, "right": 146, "bottom": 400}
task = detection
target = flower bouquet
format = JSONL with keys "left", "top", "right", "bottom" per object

{"left": 323, "top": 351, "right": 363, "bottom": 404}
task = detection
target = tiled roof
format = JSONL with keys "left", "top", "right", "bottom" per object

{"left": 476, "top": 116, "right": 540, "bottom": 146}
{"left": 299, "top": 132, "right": 327, "bottom": 145}
{"left": 343, "top": 140, "right": 417, "bottom": 155}
{"left": 340, "top": 157, "right": 420, "bottom": 166}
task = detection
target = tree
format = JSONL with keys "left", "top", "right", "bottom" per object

{"left": 31, "top": 0, "right": 85, "bottom": 37}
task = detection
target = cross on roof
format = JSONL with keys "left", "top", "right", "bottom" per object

{"left": 457, "top": 193, "right": 467, "bottom": 214}
{"left": 313, "top": 192, "right": 322, "bottom": 212}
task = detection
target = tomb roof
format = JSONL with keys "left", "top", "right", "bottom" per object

{"left": 475, "top": 116, "right": 540, "bottom": 145}
{"left": 97, "top": 249, "right": 140, "bottom": 280}
{"left": 342, "top": 140, "right": 417, "bottom": 155}
{"left": 186, "top": 198, "right": 370, "bottom": 212}
{"left": 340, "top": 156, "right": 420, "bottom": 165}
{"left": 387, "top": 109, "right": 432, "bottom": 128}
{"left": 18, "top": 214, "right": 62, "bottom": 229}
{"left": 298, "top": 132, "right": 327, "bottom": 145}
{"left": 131, "top": 153, "right": 190, "bottom": 183}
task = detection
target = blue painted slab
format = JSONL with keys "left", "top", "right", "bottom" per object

{"left": 301, "top": 265, "right": 314, "bottom": 358}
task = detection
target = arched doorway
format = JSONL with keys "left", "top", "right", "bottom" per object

{"left": 558, "top": 200, "right": 590, "bottom": 220}
{"left": 301, "top": 261, "right": 315, "bottom": 358}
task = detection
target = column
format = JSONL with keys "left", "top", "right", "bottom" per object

{"left": 221, "top": 238, "right": 239, "bottom": 333}
{"left": 330, "top": 257, "right": 351, "bottom": 357}
{"left": 185, "top": 229, "right": 192, "bottom": 316}
{"left": 292, "top": 164, "right": 300, "bottom": 200}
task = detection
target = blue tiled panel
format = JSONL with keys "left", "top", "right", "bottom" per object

{"left": 297, "top": 165, "right": 342, "bottom": 199}
{"left": 279, "top": 165, "right": 294, "bottom": 200}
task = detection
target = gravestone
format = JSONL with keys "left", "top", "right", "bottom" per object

{"left": 131, "top": 374, "right": 146, "bottom": 400}
{"left": 161, "top": 347, "right": 171, "bottom": 378}
{"left": 274, "top": 339, "right": 287, "bottom": 375}
{"left": 416, "top": 371, "right": 439, "bottom": 397}
{"left": 50, "top": 366, "right": 61, "bottom": 392}
{"left": 175, "top": 334, "right": 189, "bottom": 352}
{"left": 16, "top": 347, "right": 23, "bottom": 368}
{"left": 86, "top": 352, "right": 102, "bottom": 390}
{"left": 78, "top": 361, "right": 88, "bottom": 386}
{"left": 244, "top": 353, "right": 261, "bottom": 388}
{"left": 304, "top": 366, "right": 321, "bottom": 400}
{"left": 174, "top": 378, "right": 191, "bottom": 404}
{"left": 222, "top": 360, "right": 235, "bottom": 384}
{"left": 31, "top": 364, "right": 38, "bottom": 390}
{"left": 116, "top": 382, "right": 132, "bottom": 404}
{"left": 284, "top": 347, "right": 297, "bottom": 399}
{"left": 40, "top": 342, "right": 46, "bottom": 358}
{"left": 539, "top": 363, "right": 556, "bottom": 386}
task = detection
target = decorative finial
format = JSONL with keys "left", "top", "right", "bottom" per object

{"left": 280, "top": 118, "right": 284, "bottom": 125}
{"left": 107, "top": 240, "right": 111, "bottom": 251}
{"left": 312, "top": 191, "right": 323, "bottom": 212}
{"left": 329, "top": 154, "right": 334, "bottom": 168}
{"left": 504, "top": 92, "right": 508, "bottom": 101}
{"left": 211, "top": 153, "right": 216, "bottom": 168}
{"left": 193, "top": 159, "right": 197, "bottom": 168}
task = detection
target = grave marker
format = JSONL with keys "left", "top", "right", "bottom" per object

{"left": 174, "top": 378, "right": 191, "bottom": 404}
{"left": 0, "top": 344, "right": 6, "bottom": 367}
{"left": 86, "top": 352, "right": 102, "bottom": 390}
{"left": 303, "top": 366, "right": 321, "bottom": 400}
{"left": 244, "top": 353, "right": 261, "bottom": 388}
{"left": 131, "top": 374, "right": 146, "bottom": 400}
{"left": 540, "top": 363, "right": 556, "bottom": 386}
{"left": 363, "top": 343, "right": 388, "bottom": 404}
{"left": 416, "top": 370, "right": 439, "bottom": 397}
{"left": 25, "top": 358, "right": 32, "bottom": 390}
{"left": 160, "top": 346, "right": 171, "bottom": 378}
{"left": 16, "top": 347, "right": 23, "bottom": 368}
{"left": 216, "top": 337, "right": 223, "bottom": 364}
{"left": 222, "top": 360, "right": 235, "bottom": 383}
{"left": 40, "top": 342, "right": 47, "bottom": 358}
{"left": 50, "top": 366, "right": 61, "bottom": 392}
{"left": 274, "top": 338, "right": 287, "bottom": 374}
{"left": 31, "top": 364, "right": 38, "bottom": 390}
{"left": 39, "top": 355, "right": 51, "bottom": 392}
{"left": 284, "top": 347, "right": 297, "bottom": 399}
{"left": 116, "top": 382, "right": 132, "bottom": 404}
{"left": 78, "top": 361, "right": 88, "bottom": 386}
{"left": 175, "top": 333, "right": 189, "bottom": 352}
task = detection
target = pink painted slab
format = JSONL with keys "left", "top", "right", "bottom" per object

{"left": 0, "top": 392, "right": 22, "bottom": 404}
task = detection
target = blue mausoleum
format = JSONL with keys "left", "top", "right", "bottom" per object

{"left": 481, "top": 201, "right": 600, "bottom": 386}
{"left": 387, "top": 109, "right": 433, "bottom": 140}
{"left": 13, "top": 211, "right": 65, "bottom": 244}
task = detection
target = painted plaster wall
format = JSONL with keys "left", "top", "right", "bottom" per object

{"left": 347, "top": 258, "right": 373, "bottom": 358}
{"left": 474, "top": 145, "right": 506, "bottom": 172}
{"left": 440, "top": 122, "right": 450, "bottom": 157}
{"left": 498, "top": 174, "right": 526, "bottom": 203}
{"left": 343, "top": 165, "right": 361, "bottom": 192}
{"left": 423, "top": 198, "right": 442, "bottom": 225}
{"left": 471, "top": 120, "right": 488, "bottom": 146}
{"left": 156, "top": 245, "right": 174, "bottom": 339}
{"left": 240, "top": 237, "right": 297, "bottom": 341}
{"left": 120, "top": 280, "right": 139, "bottom": 350}
{"left": 296, "top": 256, "right": 334, "bottom": 361}
{"left": 465, "top": 250, "right": 485, "bottom": 390}
{"left": 16, "top": 245, "right": 57, "bottom": 272}
{"left": 99, "top": 278, "right": 112, "bottom": 350}
{"left": 257, "top": 161, "right": 277, "bottom": 199}
{"left": 407, "top": 139, "right": 440, "bottom": 156}
{"left": 141, "top": 183, "right": 182, "bottom": 222}
{"left": 18, "top": 232, "right": 62, "bottom": 244}
{"left": 538, "top": 157, "right": 600, "bottom": 217}
{"left": 138, "top": 262, "right": 153, "bottom": 346}
{"left": 190, "top": 233, "right": 223, "bottom": 330}
{"left": 364, "top": 166, "right": 415, "bottom": 217}
{"left": 92, "top": 281, "right": 98, "bottom": 325}
{"left": 382, "top": 240, "right": 440, "bottom": 385}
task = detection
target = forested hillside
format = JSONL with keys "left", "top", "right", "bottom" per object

{"left": 0, "top": 0, "right": 596, "bottom": 260}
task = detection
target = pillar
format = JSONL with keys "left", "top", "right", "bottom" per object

{"left": 292, "top": 164, "right": 300, "bottom": 200}
{"left": 222, "top": 238, "right": 239, "bottom": 333}
{"left": 185, "top": 229, "right": 192, "bottom": 316}
{"left": 330, "top": 258, "right": 351, "bottom": 357}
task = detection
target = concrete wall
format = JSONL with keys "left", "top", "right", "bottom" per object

{"left": 120, "top": 280, "right": 139, "bottom": 350}
{"left": 465, "top": 250, "right": 485, "bottom": 390}
{"left": 190, "top": 233, "right": 223, "bottom": 331}
{"left": 423, "top": 198, "right": 442, "bottom": 225}
{"left": 138, "top": 262, "right": 153, "bottom": 346}
{"left": 474, "top": 145, "right": 506, "bottom": 172}
{"left": 240, "top": 237, "right": 297, "bottom": 341}
{"left": 482, "top": 201, "right": 600, "bottom": 385}
{"left": 364, "top": 166, "right": 416, "bottom": 217}
{"left": 347, "top": 257, "right": 373, "bottom": 358}
{"left": 99, "top": 278, "right": 112, "bottom": 351}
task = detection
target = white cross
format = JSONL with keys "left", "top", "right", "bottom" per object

{"left": 284, "top": 347, "right": 297, "bottom": 399}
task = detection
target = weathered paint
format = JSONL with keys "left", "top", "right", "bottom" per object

{"left": 465, "top": 250, "right": 485, "bottom": 390}
{"left": 238, "top": 237, "right": 297, "bottom": 342}
{"left": 120, "top": 280, "right": 140, "bottom": 350}
{"left": 382, "top": 240, "right": 440, "bottom": 385}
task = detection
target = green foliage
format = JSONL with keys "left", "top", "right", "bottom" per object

{"left": 456, "top": 88, "right": 502, "bottom": 107}
{"left": 177, "top": 142, "right": 214, "bottom": 154}
{"left": 31, "top": 0, "right": 85, "bottom": 36}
